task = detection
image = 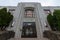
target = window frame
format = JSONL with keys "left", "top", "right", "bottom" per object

{"left": 21, "top": 22, "right": 37, "bottom": 38}
{"left": 9, "top": 9, "right": 15, "bottom": 11}
{"left": 24, "top": 7, "right": 34, "bottom": 18}
{"left": 44, "top": 9, "right": 51, "bottom": 14}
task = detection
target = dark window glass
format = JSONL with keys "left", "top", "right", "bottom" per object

{"left": 44, "top": 9, "right": 51, "bottom": 14}
{"left": 9, "top": 9, "right": 15, "bottom": 11}
{"left": 21, "top": 22, "right": 37, "bottom": 38}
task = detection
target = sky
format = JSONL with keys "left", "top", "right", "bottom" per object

{"left": 0, "top": 0, "right": 60, "bottom": 6}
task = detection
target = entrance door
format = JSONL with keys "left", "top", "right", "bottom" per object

{"left": 21, "top": 22, "right": 37, "bottom": 38}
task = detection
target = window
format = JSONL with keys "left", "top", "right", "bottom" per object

{"left": 9, "top": 9, "right": 15, "bottom": 11}
{"left": 24, "top": 7, "right": 34, "bottom": 18}
{"left": 21, "top": 22, "right": 37, "bottom": 38}
{"left": 44, "top": 9, "right": 51, "bottom": 14}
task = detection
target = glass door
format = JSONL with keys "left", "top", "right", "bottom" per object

{"left": 21, "top": 22, "right": 37, "bottom": 38}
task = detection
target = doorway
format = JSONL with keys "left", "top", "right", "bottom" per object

{"left": 21, "top": 22, "right": 37, "bottom": 38}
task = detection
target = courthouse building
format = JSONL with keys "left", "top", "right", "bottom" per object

{"left": 0, "top": 2, "right": 60, "bottom": 40}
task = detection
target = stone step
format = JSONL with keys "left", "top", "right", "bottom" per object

{"left": 8, "top": 38, "right": 50, "bottom": 40}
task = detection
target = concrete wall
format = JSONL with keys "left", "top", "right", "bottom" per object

{"left": 13, "top": 2, "right": 50, "bottom": 40}
{"left": 0, "top": 2, "right": 60, "bottom": 40}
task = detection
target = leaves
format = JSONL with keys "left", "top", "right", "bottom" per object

{"left": 47, "top": 10, "right": 60, "bottom": 31}
{"left": 0, "top": 8, "right": 13, "bottom": 29}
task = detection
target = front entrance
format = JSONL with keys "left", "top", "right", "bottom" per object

{"left": 21, "top": 22, "right": 37, "bottom": 38}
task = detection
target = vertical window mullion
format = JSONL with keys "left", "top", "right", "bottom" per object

{"left": 24, "top": 8, "right": 34, "bottom": 18}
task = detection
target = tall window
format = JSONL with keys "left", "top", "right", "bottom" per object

{"left": 24, "top": 7, "right": 34, "bottom": 18}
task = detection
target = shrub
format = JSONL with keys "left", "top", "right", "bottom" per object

{"left": 47, "top": 10, "right": 60, "bottom": 31}
{"left": 0, "top": 8, "right": 13, "bottom": 31}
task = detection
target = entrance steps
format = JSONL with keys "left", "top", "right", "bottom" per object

{"left": 9, "top": 38, "right": 50, "bottom": 40}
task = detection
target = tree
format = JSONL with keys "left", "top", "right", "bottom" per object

{"left": 53, "top": 10, "right": 60, "bottom": 31}
{"left": 0, "top": 8, "right": 13, "bottom": 31}
{"left": 47, "top": 10, "right": 60, "bottom": 31}
{"left": 47, "top": 14, "right": 56, "bottom": 30}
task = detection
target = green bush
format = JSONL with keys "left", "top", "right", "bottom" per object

{"left": 0, "top": 8, "right": 13, "bottom": 30}
{"left": 47, "top": 10, "right": 60, "bottom": 31}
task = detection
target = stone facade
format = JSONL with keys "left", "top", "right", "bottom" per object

{"left": 0, "top": 2, "right": 60, "bottom": 40}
